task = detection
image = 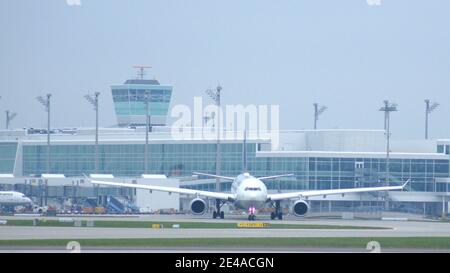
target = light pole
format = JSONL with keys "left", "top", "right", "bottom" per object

{"left": 313, "top": 103, "right": 327, "bottom": 130}
{"left": 206, "top": 85, "right": 222, "bottom": 193}
{"left": 379, "top": 100, "right": 397, "bottom": 185}
{"left": 5, "top": 110, "right": 17, "bottom": 129}
{"left": 84, "top": 92, "right": 100, "bottom": 173}
{"left": 144, "top": 91, "right": 151, "bottom": 174}
{"left": 36, "top": 93, "right": 52, "bottom": 174}
{"left": 424, "top": 99, "right": 439, "bottom": 140}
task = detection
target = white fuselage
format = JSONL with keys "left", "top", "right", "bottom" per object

{"left": 231, "top": 173, "right": 268, "bottom": 212}
{"left": 0, "top": 191, "right": 32, "bottom": 205}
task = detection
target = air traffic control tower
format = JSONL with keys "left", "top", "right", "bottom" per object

{"left": 111, "top": 67, "right": 173, "bottom": 127}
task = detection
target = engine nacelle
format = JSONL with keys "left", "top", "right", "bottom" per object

{"left": 292, "top": 200, "right": 309, "bottom": 216}
{"left": 190, "top": 198, "right": 207, "bottom": 215}
{"left": 33, "top": 205, "right": 48, "bottom": 215}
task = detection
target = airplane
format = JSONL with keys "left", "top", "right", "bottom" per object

{"left": 87, "top": 134, "right": 409, "bottom": 221}
{"left": 0, "top": 191, "right": 49, "bottom": 214}
{"left": 0, "top": 191, "right": 32, "bottom": 206}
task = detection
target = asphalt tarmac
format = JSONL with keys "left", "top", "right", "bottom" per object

{"left": 1, "top": 214, "right": 449, "bottom": 252}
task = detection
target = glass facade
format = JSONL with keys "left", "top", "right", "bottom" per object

{"left": 437, "top": 144, "right": 450, "bottom": 155}
{"left": 19, "top": 142, "right": 450, "bottom": 193}
{"left": 0, "top": 142, "right": 17, "bottom": 173}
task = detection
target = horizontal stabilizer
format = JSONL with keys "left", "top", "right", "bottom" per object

{"left": 192, "top": 172, "right": 235, "bottom": 181}
{"left": 258, "top": 174, "right": 294, "bottom": 180}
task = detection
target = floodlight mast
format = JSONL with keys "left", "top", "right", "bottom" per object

{"left": 36, "top": 93, "right": 52, "bottom": 174}
{"left": 131, "top": 65, "right": 153, "bottom": 173}
{"left": 313, "top": 103, "right": 327, "bottom": 130}
{"left": 425, "top": 99, "right": 439, "bottom": 140}
{"left": 144, "top": 91, "right": 151, "bottom": 174}
{"left": 5, "top": 110, "right": 17, "bottom": 129}
{"left": 205, "top": 85, "right": 222, "bottom": 192}
{"left": 84, "top": 92, "right": 100, "bottom": 173}
{"left": 379, "top": 100, "right": 397, "bottom": 185}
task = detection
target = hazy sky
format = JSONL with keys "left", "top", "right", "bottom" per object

{"left": 1, "top": 0, "right": 449, "bottom": 139}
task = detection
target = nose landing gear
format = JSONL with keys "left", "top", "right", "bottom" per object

{"left": 248, "top": 207, "right": 256, "bottom": 221}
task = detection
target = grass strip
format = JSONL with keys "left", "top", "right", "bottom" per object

{"left": 0, "top": 237, "right": 449, "bottom": 249}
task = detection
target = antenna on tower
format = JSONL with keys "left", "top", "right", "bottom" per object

{"left": 133, "top": 65, "right": 152, "bottom": 80}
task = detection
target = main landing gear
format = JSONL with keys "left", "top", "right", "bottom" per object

{"left": 212, "top": 199, "right": 225, "bottom": 219}
{"left": 270, "top": 200, "right": 283, "bottom": 220}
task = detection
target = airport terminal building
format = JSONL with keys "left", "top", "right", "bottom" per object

{"left": 0, "top": 76, "right": 449, "bottom": 216}
{"left": 1, "top": 128, "right": 449, "bottom": 216}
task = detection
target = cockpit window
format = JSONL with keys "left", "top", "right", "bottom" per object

{"left": 245, "top": 187, "right": 261, "bottom": 191}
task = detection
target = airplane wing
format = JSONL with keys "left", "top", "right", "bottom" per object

{"left": 192, "top": 172, "right": 235, "bottom": 181}
{"left": 268, "top": 180, "right": 410, "bottom": 201}
{"left": 89, "top": 179, "right": 236, "bottom": 201}
{"left": 258, "top": 174, "right": 295, "bottom": 180}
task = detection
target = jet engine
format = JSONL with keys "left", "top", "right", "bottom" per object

{"left": 33, "top": 205, "right": 48, "bottom": 215}
{"left": 292, "top": 200, "right": 309, "bottom": 216}
{"left": 190, "top": 198, "right": 207, "bottom": 215}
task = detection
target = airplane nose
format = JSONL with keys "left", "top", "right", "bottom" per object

{"left": 248, "top": 192, "right": 263, "bottom": 201}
